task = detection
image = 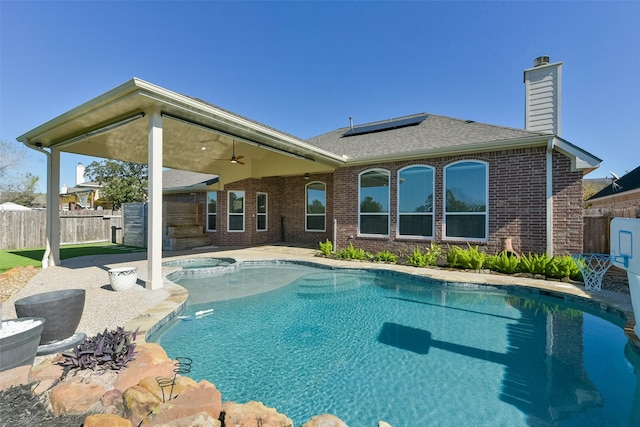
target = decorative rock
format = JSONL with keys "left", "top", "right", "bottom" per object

{"left": 101, "top": 388, "right": 125, "bottom": 414}
{"left": 158, "top": 412, "right": 221, "bottom": 427}
{"left": 302, "top": 413, "right": 348, "bottom": 427}
{"left": 0, "top": 365, "right": 31, "bottom": 391}
{"left": 145, "top": 379, "right": 222, "bottom": 425}
{"left": 123, "top": 384, "right": 161, "bottom": 427}
{"left": 113, "top": 343, "right": 176, "bottom": 392}
{"left": 49, "top": 376, "right": 106, "bottom": 414}
{"left": 31, "top": 356, "right": 65, "bottom": 395}
{"left": 83, "top": 413, "right": 132, "bottom": 427}
{"left": 223, "top": 401, "right": 294, "bottom": 427}
{"left": 139, "top": 374, "right": 198, "bottom": 401}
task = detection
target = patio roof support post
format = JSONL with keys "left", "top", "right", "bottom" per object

{"left": 146, "top": 109, "right": 163, "bottom": 289}
{"left": 43, "top": 147, "right": 61, "bottom": 268}
{"left": 546, "top": 138, "right": 554, "bottom": 257}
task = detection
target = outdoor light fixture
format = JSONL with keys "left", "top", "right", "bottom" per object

{"left": 304, "top": 173, "right": 311, "bottom": 180}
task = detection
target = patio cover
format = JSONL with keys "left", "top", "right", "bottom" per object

{"left": 17, "top": 78, "right": 345, "bottom": 288}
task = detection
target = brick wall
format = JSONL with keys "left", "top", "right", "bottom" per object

{"left": 332, "top": 147, "right": 580, "bottom": 256}
{"left": 552, "top": 152, "right": 585, "bottom": 255}
{"left": 164, "top": 147, "right": 583, "bottom": 256}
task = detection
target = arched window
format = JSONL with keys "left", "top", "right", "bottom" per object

{"left": 443, "top": 161, "right": 488, "bottom": 240}
{"left": 398, "top": 165, "right": 434, "bottom": 238}
{"left": 359, "top": 169, "right": 390, "bottom": 236}
{"left": 306, "top": 182, "right": 326, "bottom": 231}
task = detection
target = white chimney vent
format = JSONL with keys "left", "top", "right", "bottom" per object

{"left": 76, "top": 163, "right": 85, "bottom": 186}
{"left": 524, "top": 56, "right": 563, "bottom": 136}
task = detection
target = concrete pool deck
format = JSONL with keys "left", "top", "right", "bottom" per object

{"left": 1, "top": 245, "right": 637, "bottom": 349}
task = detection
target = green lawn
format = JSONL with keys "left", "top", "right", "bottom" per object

{"left": 0, "top": 243, "right": 144, "bottom": 272}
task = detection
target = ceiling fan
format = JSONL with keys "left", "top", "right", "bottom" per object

{"left": 212, "top": 140, "right": 245, "bottom": 165}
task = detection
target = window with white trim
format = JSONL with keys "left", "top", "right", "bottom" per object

{"left": 444, "top": 161, "right": 488, "bottom": 240}
{"left": 359, "top": 169, "right": 390, "bottom": 236}
{"left": 257, "top": 192, "right": 267, "bottom": 231}
{"left": 227, "top": 190, "right": 245, "bottom": 232}
{"left": 398, "top": 165, "right": 434, "bottom": 238}
{"left": 206, "top": 191, "right": 217, "bottom": 232}
{"left": 306, "top": 182, "right": 326, "bottom": 231}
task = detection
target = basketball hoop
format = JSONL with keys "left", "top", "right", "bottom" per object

{"left": 572, "top": 253, "right": 612, "bottom": 291}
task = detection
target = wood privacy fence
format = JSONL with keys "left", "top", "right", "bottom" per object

{"left": 583, "top": 207, "right": 639, "bottom": 254}
{"left": 0, "top": 210, "right": 122, "bottom": 250}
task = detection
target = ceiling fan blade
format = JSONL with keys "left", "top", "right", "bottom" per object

{"left": 236, "top": 159, "right": 245, "bottom": 165}
{"left": 235, "top": 155, "right": 245, "bottom": 161}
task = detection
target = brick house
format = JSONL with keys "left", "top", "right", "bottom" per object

{"left": 19, "top": 56, "right": 600, "bottom": 285}
{"left": 162, "top": 57, "right": 600, "bottom": 257}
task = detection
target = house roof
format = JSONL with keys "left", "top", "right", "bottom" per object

{"left": 17, "top": 78, "right": 346, "bottom": 186}
{"left": 163, "top": 169, "right": 219, "bottom": 192}
{"left": 306, "top": 112, "right": 601, "bottom": 171}
{"left": 588, "top": 165, "right": 640, "bottom": 200}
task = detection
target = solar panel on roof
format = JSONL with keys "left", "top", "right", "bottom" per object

{"left": 342, "top": 114, "right": 428, "bottom": 137}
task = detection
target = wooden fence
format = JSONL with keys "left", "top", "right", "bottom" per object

{"left": 0, "top": 210, "right": 122, "bottom": 250}
{"left": 583, "top": 207, "right": 639, "bottom": 253}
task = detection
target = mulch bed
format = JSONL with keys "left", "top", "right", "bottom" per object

{"left": 0, "top": 383, "right": 86, "bottom": 427}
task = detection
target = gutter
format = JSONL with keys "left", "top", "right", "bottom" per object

{"left": 546, "top": 138, "right": 554, "bottom": 256}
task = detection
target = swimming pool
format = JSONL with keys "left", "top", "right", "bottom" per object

{"left": 150, "top": 261, "right": 640, "bottom": 426}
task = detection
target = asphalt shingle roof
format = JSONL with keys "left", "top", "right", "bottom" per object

{"left": 589, "top": 165, "right": 640, "bottom": 200}
{"left": 162, "top": 169, "right": 218, "bottom": 190}
{"left": 306, "top": 112, "right": 550, "bottom": 161}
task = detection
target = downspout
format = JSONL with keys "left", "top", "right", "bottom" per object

{"left": 546, "top": 138, "right": 555, "bottom": 256}
{"left": 25, "top": 142, "right": 53, "bottom": 267}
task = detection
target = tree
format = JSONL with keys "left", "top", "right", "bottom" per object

{"left": 0, "top": 140, "right": 40, "bottom": 206}
{"left": 84, "top": 160, "right": 148, "bottom": 210}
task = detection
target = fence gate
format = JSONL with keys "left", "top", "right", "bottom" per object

{"left": 122, "top": 202, "right": 148, "bottom": 248}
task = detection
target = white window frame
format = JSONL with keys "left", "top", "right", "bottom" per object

{"left": 206, "top": 191, "right": 217, "bottom": 232}
{"left": 358, "top": 168, "right": 390, "bottom": 237}
{"left": 305, "top": 181, "right": 326, "bottom": 232}
{"left": 227, "top": 190, "right": 245, "bottom": 232}
{"left": 397, "top": 165, "right": 435, "bottom": 239}
{"left": 443, "top": 160, "right": 488, "bottom": 242}
{"left": 256, "top": 192, "right": 268, "bottom": 232}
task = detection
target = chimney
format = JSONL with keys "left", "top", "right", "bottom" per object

{"left": 524, "top": 56, "right": 563, "bottom": 136}
{"left": 76, "top": 163, "right": 85, "bottom": 186}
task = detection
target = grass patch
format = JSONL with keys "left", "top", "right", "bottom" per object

{"left": 0, "top": 243, "right": 144, "bottom": 272}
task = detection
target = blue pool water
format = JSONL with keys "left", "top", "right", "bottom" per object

{"left": 150, "top": 262, "right": 640, "bottom": 426}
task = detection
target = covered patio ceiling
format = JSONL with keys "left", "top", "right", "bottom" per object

{"left": 17, "top": 78, "right": 345, "bottom": 186}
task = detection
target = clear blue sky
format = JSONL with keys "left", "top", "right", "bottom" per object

{"left": 1, "top": 1, "right": 638, "bottom": 193}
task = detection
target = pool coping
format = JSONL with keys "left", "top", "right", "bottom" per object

{"left": 125, "top": 246, "right": 639, "bottom": 353}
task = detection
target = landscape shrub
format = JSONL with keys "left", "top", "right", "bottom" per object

{"left": 518, "top": 253, "right": 551, "bottom": 275}
{"left": 447, "top": 244, "right": 486, "bottom": 270}
{"left": 375, "top": 250, "right": 398, "bottom": 263}
{"left": 61, "top": 327, "right": 137, "bottom": 373}
{"left": 487, "top": 250, "right": 520, "bottom": 274}
{"left": 407, "top": 243, "right": 441, "bottom": 267}
{"left": 319, "top": 239, "right": 333, "bottom": 257}
{"left": 336, "top": 243, "right": 368, "bottom": 260}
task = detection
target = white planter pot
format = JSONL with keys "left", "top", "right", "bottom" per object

{"left": 108, "top": 267, "right": 138, "bottom": 291}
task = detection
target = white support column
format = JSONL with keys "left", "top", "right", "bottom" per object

{"left": 146, "top": 109, "right": 163, "bottom": 289}
{"left": 44, "top": 148, "right": 61, "bottom": 267}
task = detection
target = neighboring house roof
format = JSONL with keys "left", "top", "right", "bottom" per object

{"left": 588, "top": 165, "right": 640, "bottom": 200}
{"left": 163, "top": 169, "right": 219, "bottom": 192}
{"left": 307, "top": 112, "right": 600, "bottom": 171}
{"left": 0, "top": 202, "right": 31, "bottom": 211}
